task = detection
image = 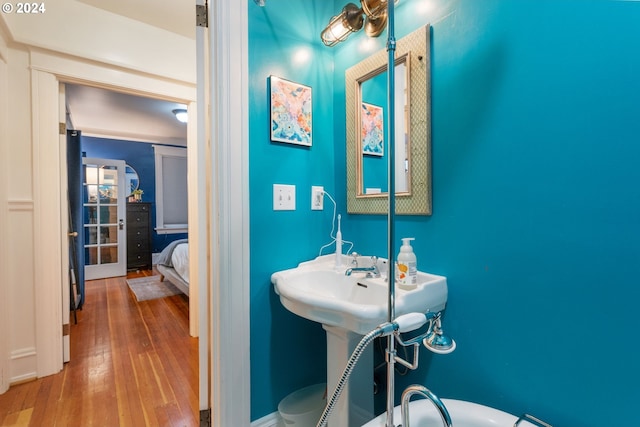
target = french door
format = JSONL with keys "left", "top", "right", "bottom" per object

{"left": 82, "top": 158, "right": 127, "bottom": 280}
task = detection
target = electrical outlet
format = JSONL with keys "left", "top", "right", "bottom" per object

{"left": 311, "top": 186, "right": 324, "bottom": 210}
{"left": 273, "top": 184, "right": 296, "bottom": 211}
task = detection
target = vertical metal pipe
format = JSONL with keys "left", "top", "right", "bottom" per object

{"left": 385, "top": 1, "right": 397, "bottom": 426}
{"left": 386, "top": 0, "right": 397, "bottom": 324}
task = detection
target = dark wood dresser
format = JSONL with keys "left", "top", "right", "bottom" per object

{"left": 126, "top": 202, "right": 152, "bottom": 270}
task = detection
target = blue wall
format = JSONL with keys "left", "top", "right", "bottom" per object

{"left": 81, "top": 136, "right": 188, "bottom": 253}
{"left": 249, "top": 0, "right": 640, "bottom": 425}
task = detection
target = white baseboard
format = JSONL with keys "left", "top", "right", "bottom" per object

{"left": 251, "top": 411, "right": 282, "bottom": 427}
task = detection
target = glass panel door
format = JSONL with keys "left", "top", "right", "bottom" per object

{"left": 82, "top": 158, "right": 126, "bottom": 280}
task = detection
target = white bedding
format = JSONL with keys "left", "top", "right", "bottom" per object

{"left": 171, "top": 242, "right": 190, "bottom": 284}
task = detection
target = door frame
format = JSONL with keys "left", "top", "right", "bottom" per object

{"left": 206, "top": 1, "right": 250, "bottom": 425}
{"left": 28, "top": 0, "right": 251, "bottom": 422}
{"left": 29, "top": 50, "right": 203, "bottom": 377}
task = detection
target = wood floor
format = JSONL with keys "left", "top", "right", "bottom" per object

{"left": 0, "top": 270, "right": 199, "bottom": 427}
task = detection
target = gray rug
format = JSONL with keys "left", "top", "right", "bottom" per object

{"left": 126, "top": 275, "right": 181, "bottom": 301}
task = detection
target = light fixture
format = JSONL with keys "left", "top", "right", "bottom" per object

{"left": 172, "top": 108, "right": 188, "bottom": 123}
{"left": 321, "top": 0, "right": 396, "bottom": 47}
{"left": 321, "top": 3, "right": 364, "bottom": 47}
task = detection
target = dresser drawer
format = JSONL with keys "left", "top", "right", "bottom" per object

{"left": 128, "top": 251, "right": 151, "bottom": 265}
{"left": 127, "top": 226, "right": 149, "bottom": 239}
{"left": 126, "top": 203, "right": 150, "bottom": 213}
{"left": 127, "top": 211, "right": 148, "bottom": 224}
{"left": 128, "top": 237, "right": 149, "bottom": 251}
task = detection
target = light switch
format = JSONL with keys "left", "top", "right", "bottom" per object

{"left": 273, "top": 184, "right": 296, "bottom": 211}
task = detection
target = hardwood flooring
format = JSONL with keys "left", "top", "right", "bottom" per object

{"left": 0, "top": 270, "right": 199, "bottom": 427}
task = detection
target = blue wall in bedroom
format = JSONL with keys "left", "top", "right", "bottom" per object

{"left": 249, "top": 0, "right": 640, "bottom": 426}
{"left": 81, "top": 136, "right": 188, "bottom": 253}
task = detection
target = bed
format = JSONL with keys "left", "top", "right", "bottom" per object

{"left": 156, "top": 239, "right": 190, "bottom": 296}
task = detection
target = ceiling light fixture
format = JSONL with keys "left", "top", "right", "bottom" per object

{"left": 172, "top": 108, "right": 188, "bottom": 123}
{"left": 321, "top": 0, "right": 396, "bottom": 47}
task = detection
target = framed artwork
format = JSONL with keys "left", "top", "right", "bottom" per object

{"left": 269, "top": 76, "right": 312, "bottom": 146}
{"left": 361, "top": 102, "right": 384, "bottom": 156}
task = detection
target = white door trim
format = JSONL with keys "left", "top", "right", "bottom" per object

{"left": 32, "top": 69, "right": 65, "bottom": 377}
{"left": 195, "top": 0, "right": 210, "bottom": 413}
{"left": 208, "top": 0, "right": 251, "bottom": 425}
{"left": 59, "top": 83, "right": 71, "bottom": 363}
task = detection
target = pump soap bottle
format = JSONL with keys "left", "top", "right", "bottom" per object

{"left": 397, "top": 238, "right": 417, "bottom": 290}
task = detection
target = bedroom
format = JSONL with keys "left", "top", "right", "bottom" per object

{"left": 65, "top": 83, "right": 191, "bottom": 303}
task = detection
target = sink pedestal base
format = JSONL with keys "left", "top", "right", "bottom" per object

{"left": 323, "top": 325, "right": 374, "bottom": 427}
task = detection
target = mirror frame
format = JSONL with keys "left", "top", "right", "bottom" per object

{"left": 346, "top": 24, "right": 431, "bottom": 215}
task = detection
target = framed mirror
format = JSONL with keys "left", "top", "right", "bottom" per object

{"left": 346, "top": 25, "right": 431, "bottom": 215}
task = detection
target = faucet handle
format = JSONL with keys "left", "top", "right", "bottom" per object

{"left": 350, "top": 252, "right": 359, "bottom": 266}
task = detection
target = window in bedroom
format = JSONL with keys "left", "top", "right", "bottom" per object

{"left": 153, "top": 145, "right": 188, "bottom": 234}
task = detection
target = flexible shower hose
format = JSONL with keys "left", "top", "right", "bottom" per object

{"left": 316, "top": 327, "right": 384, "bottom": 427}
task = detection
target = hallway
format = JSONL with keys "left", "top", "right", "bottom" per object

{"left": 0, "top": 271, "right": 198, "bottom": 427}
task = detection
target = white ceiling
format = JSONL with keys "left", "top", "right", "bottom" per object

{"left": 76, "top": 0, "right": 195, "bottom": 39}
{"left": 64, "top": 1, "right": 193, "bottom": 146}
{"left": 66, "top": 84, "right": 188, "bottom": 147}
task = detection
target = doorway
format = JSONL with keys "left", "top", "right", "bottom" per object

{"left": 63, "top": 82, "right": 196, "bottom": 320}
{"left": 58, "top": 78, "right": 200, "bottom": 411}
{"left": 20, "top": 2, "right": 249, "bottom": 420}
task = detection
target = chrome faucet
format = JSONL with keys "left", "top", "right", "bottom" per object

{"left": 401, "top": 385, "right": 452, "bottom": 427}
{"left": 344, "top": 256, "right": 380, "bottom": 278}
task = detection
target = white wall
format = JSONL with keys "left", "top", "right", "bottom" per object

{"left": 1, "top": 0, "right": 195, "bottom": 84}
{"left": 0, "top": 3, "right": 197, "bottom": 388}
{"left": 0, "top": 25, "right": 10, "bottom": 394}
{"left": 4, "top": 44, "right": 39, "bottom": 385}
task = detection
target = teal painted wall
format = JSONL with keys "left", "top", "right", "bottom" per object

{"left": 248, "top": 1, "right": 338, "bottom": 420}
{"left": 250, "top": 0, "right": 640, "bottom": 425}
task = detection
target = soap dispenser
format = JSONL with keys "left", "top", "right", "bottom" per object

{"left": 397, "top": 238, "right": 417, "bottom": 290}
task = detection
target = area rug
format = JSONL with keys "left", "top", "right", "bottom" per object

{"left": 126, "top": 275, "right": 182, "bottom": 302}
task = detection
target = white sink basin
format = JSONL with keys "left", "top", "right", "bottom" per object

{"left": 271, "top": 255, "right": 447, "bottom": 335}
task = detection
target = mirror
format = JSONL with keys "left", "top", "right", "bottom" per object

{"left": 125, "top": 164, "right": 140, "bottom": 196}
{"left": 346, "top": 25, "right": 431, "bottom": 215}
{"left": 358, "top": 55, "right": 411, "bottom": 196}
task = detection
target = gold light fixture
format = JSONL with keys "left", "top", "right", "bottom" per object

{"left": 321, "top": 0, "right": 395, "bottom": 47}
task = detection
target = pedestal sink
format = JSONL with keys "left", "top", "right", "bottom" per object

{"left": 272, "top": 254, "right": 448, "bottom": 426}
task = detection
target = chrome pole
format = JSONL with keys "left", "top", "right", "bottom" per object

{"left": 385, "top": 0, "right": 397, "bottom": 426}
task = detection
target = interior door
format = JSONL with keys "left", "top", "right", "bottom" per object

{"left": 67, "top": 130, "right": 85, "bottom": 307}
{"left": 82, "top": 158, "right": 127, "bottom": 280}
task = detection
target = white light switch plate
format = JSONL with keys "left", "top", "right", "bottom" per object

{"left": 273, "top": 184, "right": 296, "bottom": 211}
